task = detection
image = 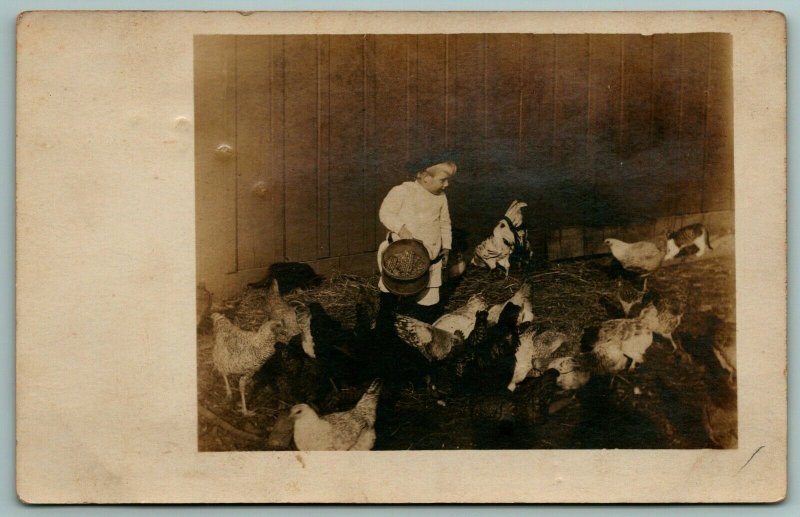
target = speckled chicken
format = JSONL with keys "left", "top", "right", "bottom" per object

{"left": 604, "top": 238, "right": 664, "bottom": 277}
{"left": 487, "top": 282, "right": 534, "bottom": 327}
{"left": 617, "top": 278, "right": 647, "bottom": 316}
{"left": 590, "top": 304, "right": 660, "bottom": 373}
{"left": 394, "top": 314, "right": 465, "bottom": 361}
{"left": 432, "top": 294, "right": 487, "bottom": 339}
{"left": 639, "top": 292, "right": 685, "bottom": 353}
{"left": 507, "top": 327, "right": 568, "bottom": 391}
{"left": 264, "top": 278, "right": 302, "bottom": 343}
{"left": 290, "top": 379, "right": 383, "bottom": 451}
{"left": 211, "top": 313, "right": 285, "bottom": 416}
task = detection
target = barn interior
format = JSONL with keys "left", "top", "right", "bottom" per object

{"left": 194, "top": 33, "right": 735, "bottom": 451}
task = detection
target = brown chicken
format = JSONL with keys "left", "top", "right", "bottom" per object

{"left": 264, "top": 278, "right": 302, "bottom": 343}
{"left": 211, "top": 313, "right": 285, "bottom": 416}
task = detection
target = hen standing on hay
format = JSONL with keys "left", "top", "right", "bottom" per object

{"left": 291, "top": 379, "right": 383, "bottom": 451}
{"left": 472, "top": 200, "right": 531, "bottom": 276}
{"left": 210, "top": 313, "right": 285, "bottom": 416}
{"left": 604, "top": 238, "right": 665, "bottom": 289}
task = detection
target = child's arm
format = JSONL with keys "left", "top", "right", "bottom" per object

{"left": 379, "top": 185, "right": 408, "bottom": 237}
{"left": 440, "top": 197, "right": 452, "bottom": 250}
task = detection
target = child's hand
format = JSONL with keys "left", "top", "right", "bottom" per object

{"left": 398, "top": 225, "right": 413, "bottom": 239}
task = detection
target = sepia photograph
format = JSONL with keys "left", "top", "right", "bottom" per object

{"left": 195, "top": 33, "right": 736, "bottom": 452}
{"left": 16, "top": 10, "right": 785, "bottom": 503}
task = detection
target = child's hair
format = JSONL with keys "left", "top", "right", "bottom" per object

{"left": 416, "top": 161, "right": 458, "bottom": 179}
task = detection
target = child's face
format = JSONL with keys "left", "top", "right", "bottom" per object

{"left": 420, "top": 171, "right": 450, "bottom": 195}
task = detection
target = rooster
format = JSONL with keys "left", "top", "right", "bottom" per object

{"left": 432, "top": 294, "right": 488, "bottom": 339}
{"left": 211, "top": 313, "right": 285, "bottom": 416}
{"left": 487, "top": 282, "right": 534, "bottom": 326}
{"left": 472, "top": 200, "right": 531, "bottom": 276}
{"left": 290, "top": 379, "right": 383, "bottom": 451}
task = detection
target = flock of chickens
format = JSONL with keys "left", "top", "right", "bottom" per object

{"left": 204, "top": 201, "right": 735, "bottom": 450}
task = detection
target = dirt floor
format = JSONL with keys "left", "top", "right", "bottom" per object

{"left": 197, "top": 245, "right": 736, "bottom": 451}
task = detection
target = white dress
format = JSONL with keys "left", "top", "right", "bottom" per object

{"left": 377, "top": 181, "right": 452, "bottom": 301}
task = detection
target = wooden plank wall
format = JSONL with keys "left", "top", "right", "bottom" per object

{"left": 195, "top": 33, "right": 733, "bottom": 297}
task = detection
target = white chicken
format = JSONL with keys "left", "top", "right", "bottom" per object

{"left": 395, "top": 315, "right": 465, "bottom": 361}
{"left": 591, "top": 304, "right": 660, "bottom": 373}
{"left": 432, "top": 294, "right": 488, "bottom": 339}
{"left": 604, "top": 238, "right": 665, "bottom": 277}
{"left": 507, "top": 327, "right": 567, "bottom": 391}
{"left": 487, "top": 282, "right": 534, "bottom": 327}
{"left": 472, "top": 200, "right": 530, "bottom": 276}
{"left": 211, "top": 313, "right": 285, "bottom": 416}
{"left": 547, "top": 356, "right": 592, "bottom": 391}
{"left": 290, "top": 379, "right": 382, "bottom": 451}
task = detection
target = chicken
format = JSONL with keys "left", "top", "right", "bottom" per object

{"left": 507, "top": 327, "right": 567, "bottom": 391}
{"left": 638, "top": 292, "right": 685, "bottom": 353}
{"left": 487, "top": 282, "right": 534, "bottom": 326}
{"left": 432, "top": 294, "right": 488, "bottom": 339}
{"left": 446, "top": 309, "right": 490, "bottom": 382}
{"left": 293, "top": 302, "right": 316, "bottom": 358}
{"left": 394, "top": 315, "right": 465, "bottom": 361}
{"left": 604, "top": 238, "right": 664, "bottom": 278}
{"left": 290, "top": 379, "right": 383, "bottom": 451}
{"left": 712, "top": 327, "right": 736, "bottom": 386}
{"left": 211, "top": 313, "right": 285, "bottom": 416}
{"left": 590, "top": 304, "right": 660, "bottom": 373}
{"left": 472, "top": 200, "right": 530, "bottom": 276}
{"left": 463, "top": 302, "right": 522, "bottom": 392}
{"left": 264, "top": 279, "right": 302, "bottom": 343}
{"left": 617, "top": 278, "right": 647, "bottom": 317}
{"left": 547, "top": 356, "right": 592, "bottom": 391}
{"left": 248, "top": 261, "right": 324, "bottom": 294}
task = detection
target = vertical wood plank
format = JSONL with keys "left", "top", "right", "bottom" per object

{"left": 587, "top": 35, "right": 622, "bottom": 227}
{"left": 317, "top": 35, "right": 331, "bottom": 258}
{"left": 282, "top": 35, "right": 319, "bottom": 262}
{"left": 485, "top": 34, "right": 522, "bottom": 213}
{"left": 620, "top": 35, "right": 654, "bottom": 158}
{"left": 270, "top": 36, "right": 286, "bottom": 262}
{"left": 413, "top": 34, "right": 447, "bottom": 162}
{"left": 703, "top": 33, "right": 733, "bottom": 212}
{"left": 363, "top": 36, "right": 377, "bottom": 253}
{"left": 520, "top": 34, "right": 556, "bottom": 236}
{"left": 194, "top": 35, "right": 237, "bottom": 275}
{"left": 651, "top": 34, "right": 684, "bottom": 217}
{"left": 450, "top": 34, "right": 486, "bottom": 233}
{"left": 553, "top": 34, "right": 590, "bottom": 227}
{"left": 235, "top": 36, "right": 272, "bottom": 271}
{"left": 371, "top": 35, "right": 411, "bottom": 247}
{"left": 677, "top": 33, "right": 710, "bottom": 216}
{"left": 328, "top": 35, "right": 366, "bottom": 257}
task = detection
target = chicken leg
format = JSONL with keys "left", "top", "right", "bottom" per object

{"left": 238, "top": 375, "right": 255, "bottom": 417}
{"left": 222, "top": 374, "right": 233, "bottom": 399}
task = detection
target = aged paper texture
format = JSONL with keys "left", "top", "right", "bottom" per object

{"left": 16, "top": 11, "right": 786, "bottom": 503}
